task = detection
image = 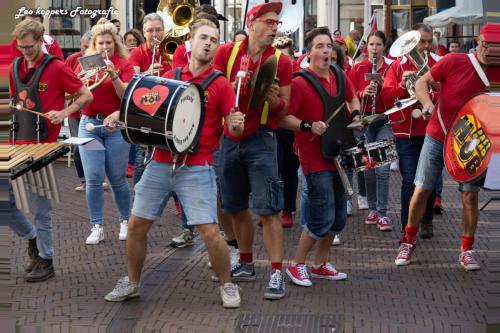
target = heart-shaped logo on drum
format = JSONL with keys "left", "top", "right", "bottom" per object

{"left": 25, "top": 98, "right": 35, "bottom": 109}
{"left": 132, "top": 85, "right": 169, "bottom": 116}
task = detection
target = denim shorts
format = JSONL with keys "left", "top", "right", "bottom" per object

{"left": 304, "top": 170, "right": 347, "bottom": 239}
{"left": 132, "top": 160, "right": 218, "bottom": 225}
{"left": 415, "top": 135, "right": 480, "bottom": 192}
{"left": 220, "top": 129, "right": 284, "bottom": 216}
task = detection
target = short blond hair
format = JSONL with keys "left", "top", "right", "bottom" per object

{"left": 86, "top": 18, "right": 128, "bottom": 59}
{"left": 189, "top": 18, "right": 218, "bottom": 38}
{"left": 12, "top": 19, "right": 44, "bottom": 41}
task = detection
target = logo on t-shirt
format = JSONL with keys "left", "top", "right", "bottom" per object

{"left": 38, "top": 82, "right": 48, "bottom": 92}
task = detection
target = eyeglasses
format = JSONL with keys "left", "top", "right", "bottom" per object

{"left": 17, "top": 44, "right": 37, "bottom": 52}
{"left": 144, "top": 28, "right": 163, "bottom": 34}
{"left": 253, "top": 19, "right": 282, "bottom": 28}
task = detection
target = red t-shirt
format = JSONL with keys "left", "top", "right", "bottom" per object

{"left": 11, "top": 36, "right": 63, "bottom": 61}
{"left": 128, "top": 43, "right": 172, "bottom": 75}
{"left": 213, "top": 38, "right": 293, "bottom": 141}
{"left": 9, "top": 55, "right": 83, "bottom": 144}
{"left": 65, "top": 51, "right": 84, "bottom": 119}
{"left": 78, "top": 54, "right": 135, "bottom": 117}
{"left": 349, "top": 57, "right": 393, "bottom": 114}
{"left": 172, "top": 42, "right": 190, "bottom": 69}
{"left": 153, "top": 66, "right": 235, "bottom": 166}
{"left": 428, "top": 52, "right": 500, "bottom": 143}
{"left": 288, "top": 68, "right": 355, "bottom": 175}
{"left": 381, "top": 55, "right": 439, "bottom": 138}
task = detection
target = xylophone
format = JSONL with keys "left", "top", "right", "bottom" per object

{"left": 0, "top": 143, "right": 69, "bottom": 214}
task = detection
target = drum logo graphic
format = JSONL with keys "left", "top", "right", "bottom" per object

{"left": 450, "top": 114, "right": 491, "bottom": 177}
{"left": 132, "top": 85, "right": 169, "bottom": 116}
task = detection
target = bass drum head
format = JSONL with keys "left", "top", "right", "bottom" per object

{"left": 170, "top": 83, "right": 203, "bottom": 154}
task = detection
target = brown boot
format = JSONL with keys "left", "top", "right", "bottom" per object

{"left": 420, "top": 219, "right": 434, "bottom": 239}
{"left": 25, "top": 258, "right": 55, "bottom": 282}
{"left": 25, "top": 237, "right": 38, "bottom": 273}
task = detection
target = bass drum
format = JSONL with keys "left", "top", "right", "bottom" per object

{"left": 120, "top": 74, "right": 205, "bottom": 155}
{"left": 444, "top": 93, "right": 500, "bottom": 183}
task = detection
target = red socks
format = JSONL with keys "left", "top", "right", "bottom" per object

{"left": 404, "top": 226, "right": 419, "bottom": 243}
{"left": 271, "top": 262, "right": 282, "bottom": 271}
{"left": 461, "top": 236, "right": 474, "bottom": 252}
{"left": 239, "top": 252, "right": 253, "bottom": 263}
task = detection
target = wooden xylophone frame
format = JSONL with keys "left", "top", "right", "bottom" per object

{"left": 0, "top": 143, "right": 69, "bottom": 214}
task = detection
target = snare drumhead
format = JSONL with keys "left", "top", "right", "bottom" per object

{"left": 169, "top": 84, "right": 203, "bottom": 154}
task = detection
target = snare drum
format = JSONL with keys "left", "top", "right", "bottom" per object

{"left": 340, "top": 140, "right": 398, "bottom": 172}
{"left": 120, "top": 74, "right": 205, "bottom": 154}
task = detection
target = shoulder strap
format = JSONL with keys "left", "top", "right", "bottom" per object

{"left": 174, "top": 66, "right": 183, "bottom": 81}
{"left": 31, "top": 54, "right": 56, "bottom": 83}
{"left": 226, "top": 41, "right": 242, "bottom": 80}
{"left": 468, "top": 53, "right": 490, "bottom": 88}
{"left": 293, "top": 69, "right": 329, "bottom": 108}
{"left": 201, "top": 70, "right": 224, "bottom": 90}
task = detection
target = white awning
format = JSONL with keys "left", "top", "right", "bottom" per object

{"left": 424, "top": 0, "right": 484, "bottom": 27}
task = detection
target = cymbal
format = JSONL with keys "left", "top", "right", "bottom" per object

{"left": 384, "top": 97, "right": 418, "bottom": 115}
{"left": 248, "top": 56, "right": 278, "bottom": 110}
{"left": 347, "top": 113, "right": 385, "bottom": 129}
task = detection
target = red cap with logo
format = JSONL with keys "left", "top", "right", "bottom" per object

{"left": 480, "top": 23, "right": 500, "bottom": 43}
{"left": 246, "top": 2, "right": 283, "bottom": 28}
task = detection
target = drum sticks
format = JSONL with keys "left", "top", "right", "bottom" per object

{"left": 10, "top": 104, "right": 51, "bottom": 119}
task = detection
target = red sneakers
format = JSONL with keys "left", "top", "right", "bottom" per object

{"left": 365, "top": 210, "right": 378, "bottom": 225}
{"left": 310, "top": 262, "right": 347, "bottom": 280}
{"left": 126, "top": 163, "right": 134, "bottom": 178}
{"left": 434, "top": 195, "right": 443, "bottom": 214}
{"left": 281, "top": 211, "right": 293, "bottom": 228}
{"left": 377, "top": 216, "right": 393, "bottom": 231}
{"left": 459, "top": 250, "right": 481, "bottom": 271}
{"left": 395, "top": 242, "right": 416, "bottom": 266}
{"left": 286, "top": 263, "right": 312, "bottom": 287}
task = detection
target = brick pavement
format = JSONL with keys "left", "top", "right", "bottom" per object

{"left": 5, "top": 161, "right": 499, "bottom": 332}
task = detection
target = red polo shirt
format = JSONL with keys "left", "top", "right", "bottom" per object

{"left": 428, "top": 52, "right": 500, "bottom": 143}
{"left": 9, "top": 55, "right": 82, "bottom": 144}
{"left": 349, "top": 57, "right": 393, "bottom": 114}
{"left": 213, "top": 37, "right": 293, "bottom": 141}
{"left": 77, "top": 54, "right": 135, "bottom": 117}
{"left": 172, "top": 42, "right": 190, "bottom": 69}
{"left": 381, "top": 54, "right": 439, "bottom": 138}
{"left": 128, "top": 43, "right": 172, "bottom": 74}
{"left": 153, "top": 66, "right": 235, "bottom": 165}
{"left": 288, "top": 68, "right": 355, "bottom": 175}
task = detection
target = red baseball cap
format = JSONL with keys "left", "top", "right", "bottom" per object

{"left": 246, "top": 2, "right": 283, "bottom": 28}
{"left": 480, "top": 23, "right": 500, "bottom": 43}
{"left": 334, "top": 37, "right": 346, "bottom": 45}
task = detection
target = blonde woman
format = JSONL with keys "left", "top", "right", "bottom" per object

{"left": 77, "top": 19, "right": 135, "bottom": 245}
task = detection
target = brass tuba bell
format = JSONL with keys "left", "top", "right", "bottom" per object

{"left": 389, "top": 30, "right": 430, "bottom": 96}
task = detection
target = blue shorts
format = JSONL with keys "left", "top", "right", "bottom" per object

{"left": 304, "top": 170, "right": 347, "bottom": 240}
{"left": 414, "top": 135, "right": 480, "bottom": 193}
{"left": 132, "top": 160, "right": 218, "bottom": 225}
{"left": 220, "top": 129, "right": 284, "bottom": 216}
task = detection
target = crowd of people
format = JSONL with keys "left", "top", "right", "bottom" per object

{"left": 7, "top": 2, "right": 500, "bottom": 309}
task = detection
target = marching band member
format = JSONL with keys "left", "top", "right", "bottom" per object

{"left": 349, "top": 31, "right": 394, "bottom": 232}
{"left": 128, "top": 13, "right": 171, "bottom": 75}
{"left": 104, "top": 18, "right": 244, "bottom": 308}
{"left": 381, "top": 23, "right": 440, "bottom": 237}
{"left": 280, "top": 27, "right": 360, "bottom": 286}
{"left": 213, "top": 2, "right": 292, "bottom": 300}
{"left": 8, "top": 19, "right": 92, "bottom": 282}
{"left": 395, "top": 24, "right": 500, "bottom": 270}
{"left": 77, "top": 19, "right": 135, "bottom": 245}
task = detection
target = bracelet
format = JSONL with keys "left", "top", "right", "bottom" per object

{"left": 300, "top": 120, "right": 312, "bottom": 132}
{"left": 351, "top": 109, "right": 360, "bottom": 117}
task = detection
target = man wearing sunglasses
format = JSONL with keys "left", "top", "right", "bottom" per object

{"left": 213, "top": 2, "right": 292, "bottom": 300}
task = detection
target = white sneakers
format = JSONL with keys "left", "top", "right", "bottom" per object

{"left": 357, "top": 195, "right": 369, "bottom": 210}
{"left": 86, "top": 225, "right": 104, "bottom": 245}
{"left": 86, "top": 220, "right": 128, "bottom": 245}
{"left": 119, "top": 220, "right": 128, "bottom": 241}
{"left": 220, "top": 282, "right": 241, "bottom": 308}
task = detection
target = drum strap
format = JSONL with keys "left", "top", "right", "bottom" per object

{"left": 468, "top": 53, "right": 490, "bottom": 88}
{"left": 226, "top": 41, "right": 281, "bottom": 125}
{"left": 173, "top": 67, "right": 183, "bottom": 81}
{"left": 173, "top": 67, "right": 224, "bottom": 90}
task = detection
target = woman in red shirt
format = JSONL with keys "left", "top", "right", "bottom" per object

{"left": 77, "top": 19, "right": 135, "bottom": 246}
{"left": 349, "top": 31, "right": 395, "bottom": 231}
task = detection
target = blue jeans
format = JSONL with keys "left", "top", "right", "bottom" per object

{"left": 68, "top": 117, "right": 85, "bottom": 181}
{"left": 6, "top": 181, "right": 53, "bottom": 259}
{"left": 435, "top": 172, "right": 443, "bottom": 196}
{"left": 79, "top": 116, "right": 131, "bottom": 225}
{"left": 304, "top": 170, "right": 347, "bottom": 239}
{"left": 364, "top": 118, "right": 392, "bottom": 216}
{"left": 395, "top": 137, "right": 435, "bottom": 228}
{"left": 133, "top": 145, "right": 147, "bottom": 186}
{"left": 298, "top": 167, "right": 309, "bottom": 226}
{"left": 220, "top": 129, "right": 283, "bottom": 216}
{"left": 277, "top": 128, "right": 299, "bottom": 212}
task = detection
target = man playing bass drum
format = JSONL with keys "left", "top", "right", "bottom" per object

{"left": 395, "top": 24, "right": 500, "bottom": 270}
